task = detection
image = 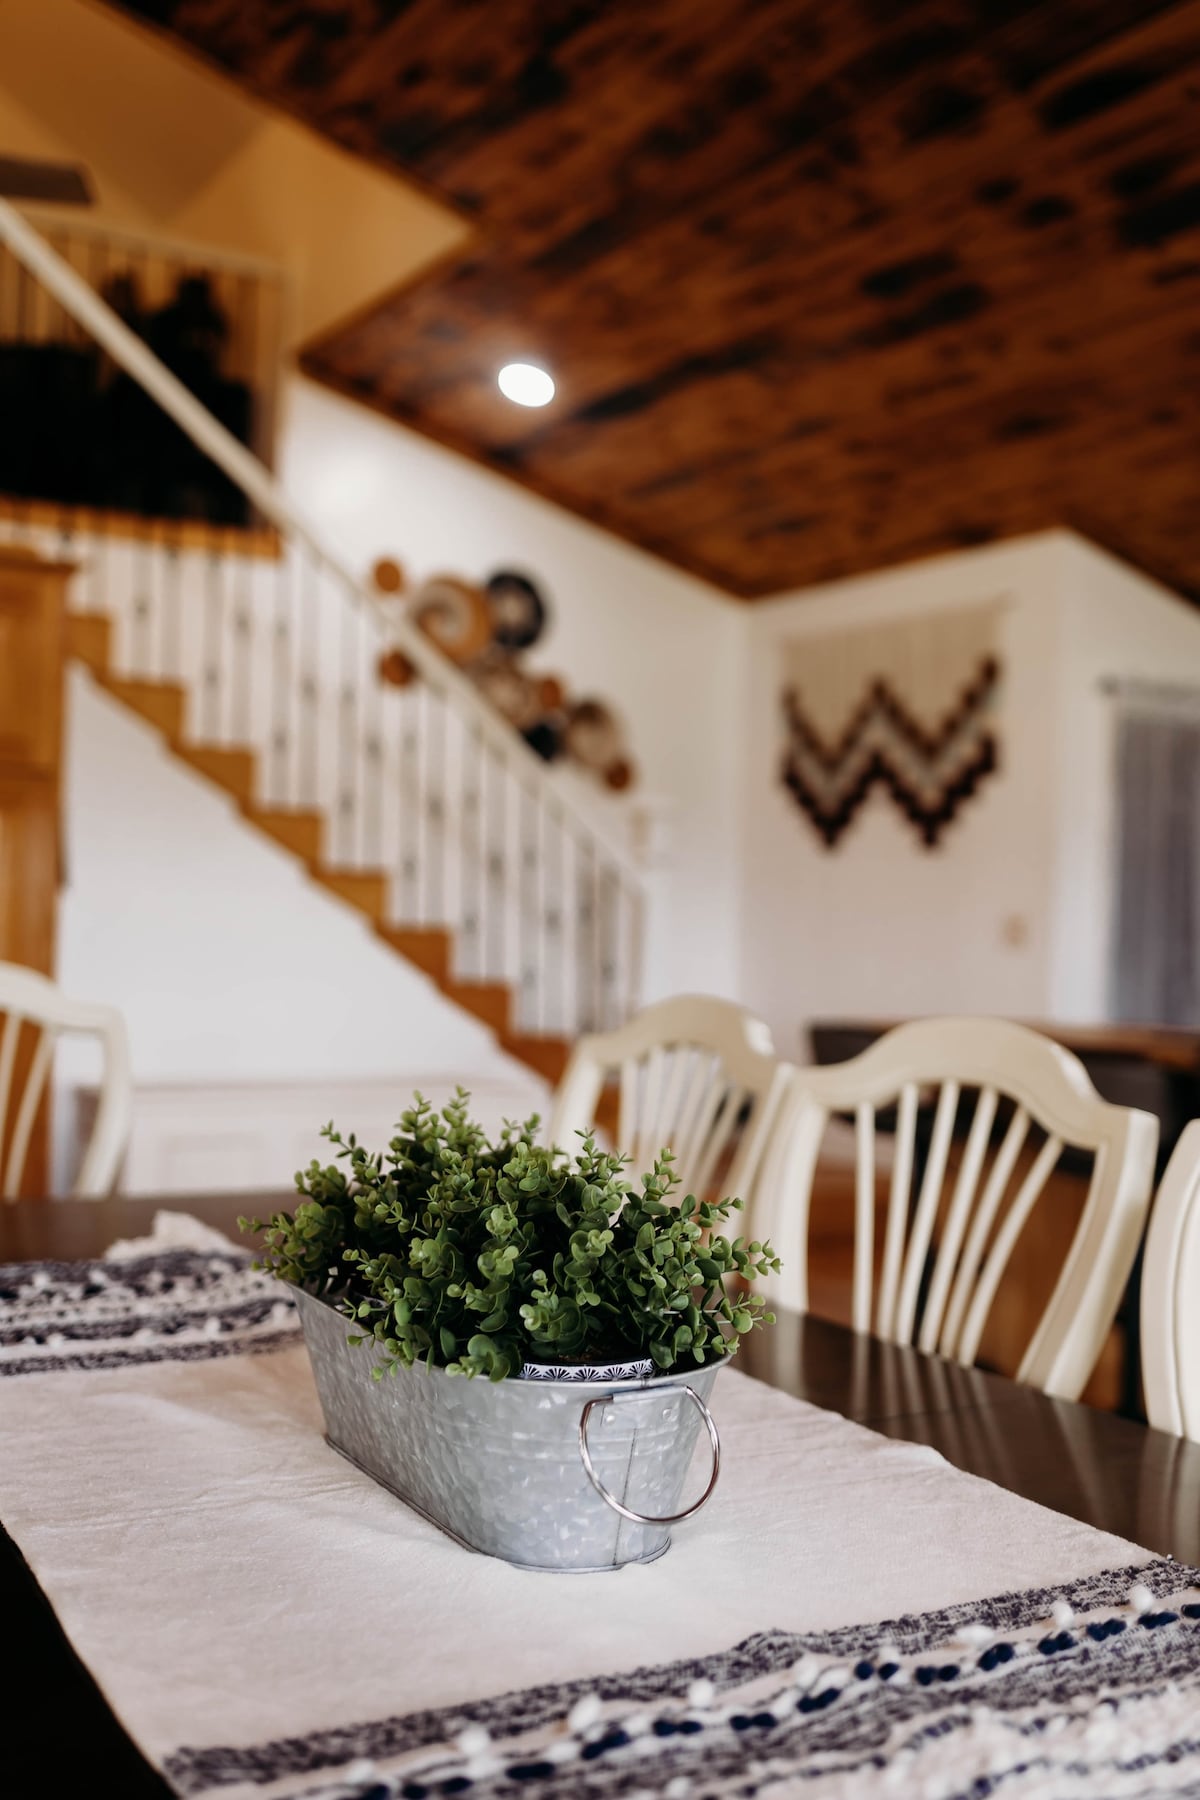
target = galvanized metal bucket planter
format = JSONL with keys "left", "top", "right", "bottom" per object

{"left": 293, "top": 1286, "right": 723, "bottom": 1573}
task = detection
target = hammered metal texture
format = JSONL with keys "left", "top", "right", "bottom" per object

{"left": 293, "top": 1288, "right": 722, "bottom": 1572}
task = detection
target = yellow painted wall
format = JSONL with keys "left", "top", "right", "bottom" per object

{"left": 0, "top": 0, "right": 471, "bottom": 343}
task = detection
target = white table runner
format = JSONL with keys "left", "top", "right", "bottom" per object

{"left": 3, "top": 1217, "right": 1198, "bottom": 1800}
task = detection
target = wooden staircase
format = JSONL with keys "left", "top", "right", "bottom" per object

{"left": 66, "top": 611, "right": 574, "bottom": 1088}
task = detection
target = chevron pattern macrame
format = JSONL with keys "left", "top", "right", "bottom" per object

{"left": 780, "top": 607, "right": 1002, "bottom": 848}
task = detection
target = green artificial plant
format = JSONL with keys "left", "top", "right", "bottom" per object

{"left": 243, "top": 1089, "right": 779, "bottom": 1381}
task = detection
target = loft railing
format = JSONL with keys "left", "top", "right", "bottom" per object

{"left": 0, "top": 209, "right": 288, "bottom": 496}
{"left": 0, "top": 199, "right": 645, "bottom": 1041}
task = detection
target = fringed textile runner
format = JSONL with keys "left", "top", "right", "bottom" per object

{"left": 3, "top": 1218, "right": 1197, "bottom": 1800}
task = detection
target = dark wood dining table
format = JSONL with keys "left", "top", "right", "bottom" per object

{"left": 4, "top": 1191, "right": 1200, "bottom": 1798}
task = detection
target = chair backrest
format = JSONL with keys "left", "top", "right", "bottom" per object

{"left": 1141, "top": 1118, "right": 1200, "bottom": 1440}
{"left": 0, "top": 962, "right": 131, "bottom": 1197}
{"left": 752, "top": 1017, "right": 1159, "bottom": 1400}
{"left": 548, "top": 994, "right": 786, "bottom": 1202}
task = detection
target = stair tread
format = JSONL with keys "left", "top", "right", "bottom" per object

{"left": 444, "top": 979, "right": 512, "bottom": 1035}
{"left": 500, "top": 1032, "right": 573, "bottom": 1084}
{"left": 105, "top": 675, "right": 187, "bottom": 698}
{"left": 244, "top": 805, "right": 324, "bottom": 863}
{"left": 65, "top": 611, "right": 111, "bottom": 673}
{"left": 314, "top": 867, "right": 390, "bottom": 925}
{"left": 377, "top": 925, "right": 452, "bottom": 978}
{"left": 173, "top": 743, "right": 257, "bottom": 804}
{"left": 99, "top": 673, "right": 187, "bottom": 738}
{"left": 176, "top": 742, "right": 255, "bottom": 766}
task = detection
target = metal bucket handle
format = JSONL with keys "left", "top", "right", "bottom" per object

{"left": 577, "top": 1384, "right": 721, "bottom": 1526}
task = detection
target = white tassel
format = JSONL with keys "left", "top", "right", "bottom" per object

{"left": 542, "top": 1741, "right": 578, "bottom": 1766}
{"left": 1051, "top": 1600, "right": 1075, "bottom": 1629}
{"left": 455, "top": 1724, "right": 490, "bottom": 1757}
{"left": 686, "top": 1678, "right": 716, "bottom": 1709}
{"left": 567, "top": 1692, "right": 603, "bottom": 1733}
{"left": 1129, "top": 1584, "right": 1155, "bottom": 1615}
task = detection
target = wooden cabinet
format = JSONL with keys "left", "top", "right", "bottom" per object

{"left": 0, "top": 546, "right": 70, "bottom": 969}
{"left": 0, "top": 770, "right": 60, "bottom": 978}
{"left": 0, "top": 547, "right": 72, "bottom": 1194}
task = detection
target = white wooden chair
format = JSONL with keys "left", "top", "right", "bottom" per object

{"left": 0, "top": 962, "right": 131, "bottom": 1197}
{"left": 549, "top": 994, "right": 787, "bottom": 1202}
{"left": 1141, "top": 1118, "right": 1200, "bottom": 1440}
{"left": 751, "top": 1017, "right": 1159, "bottom": 1400}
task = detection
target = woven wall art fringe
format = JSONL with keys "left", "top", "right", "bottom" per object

{"left": 780, "top": 604, "right": 1002, "bottom": 848}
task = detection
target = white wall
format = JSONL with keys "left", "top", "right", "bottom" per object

{"left": 737, "top": 533, "right": 1074, "bottom": 1058}
{"left": 279, "top": 375, "right": 745, "bottom": 1006}
{"left": 737, "top": 529, "right": 1200, "bottom": 1058}
{"left": 1048, "top": 537, "right": 1200, "bottom": 1023}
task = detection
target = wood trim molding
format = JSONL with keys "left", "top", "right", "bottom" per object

{"left": 0, "top": 496, "right": 281, "bottom": 560}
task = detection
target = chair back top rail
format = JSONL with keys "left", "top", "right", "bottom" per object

{"left": 752, "top": 1016, "right": 1159, "bottom": 1402}
{"left": 0, "top": 963, "right": 132, "bottom": 1199}
{"left": 550, "top": 995, "right": 788, "bottom": 1203}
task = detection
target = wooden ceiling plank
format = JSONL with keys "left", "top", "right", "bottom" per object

{"left": 106, "top": 0, "right": 1200, "bottom": 598}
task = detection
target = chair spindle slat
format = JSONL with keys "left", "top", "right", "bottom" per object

{"left": 920, "top": 1084, "right": 998, "bottom": 1354}
{"left": 956, "top": 1132, "right": 1064, "bottom": 1367}
{"left": 876, "top": 1080, "right": 918, "bottom": 1339}
{"left": 852, "top": 1102, "right": 875, "bottom": 1333}
{"left": 893, "top": 1080, "right": 960, "bottom": 1344}
{"left": 4, "top": 1025, "right": 56, "bottom": 1198}
{"left": 940, "top": 1104, "right": 1031, "bottom": 1359}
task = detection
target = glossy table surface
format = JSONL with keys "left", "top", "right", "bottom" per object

{"left": 4, "top": 1192, "right": 1200, "bottom": 1797}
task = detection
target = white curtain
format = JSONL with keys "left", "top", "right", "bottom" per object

{"left": 1111, "top": 710, "right": 1200, "bottom": 1026}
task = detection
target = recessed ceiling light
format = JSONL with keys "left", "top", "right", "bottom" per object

{"left": 498, "top": 362, "right": 555, "bottom": 407}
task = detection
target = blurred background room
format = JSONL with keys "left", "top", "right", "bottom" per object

{"left": 4, "top": 0, "right": 1200, "bottom": 1415}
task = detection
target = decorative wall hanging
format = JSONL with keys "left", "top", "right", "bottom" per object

{"left": 371, "top": 559, "right": 637, "bottom": 792}
{"left": 780, "top": 603, "right": 1002, "bottom": 848}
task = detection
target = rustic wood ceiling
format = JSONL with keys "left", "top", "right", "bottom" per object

{"left": 108, "top": 1, "right": 1200, "bottom": 598}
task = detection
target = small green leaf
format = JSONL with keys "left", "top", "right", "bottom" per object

{"left": 252, "top": 1086, "right": 781, "bottom": 1377}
